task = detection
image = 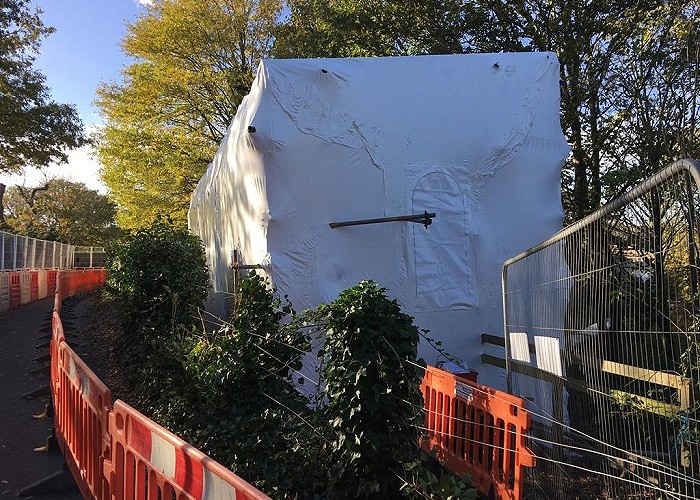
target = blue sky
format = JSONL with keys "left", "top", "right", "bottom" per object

{"left": 0, "top": 0, "right": 149, "bottom": 191}
{"left": 34, "top": 0, "right": 145, "bottom": 124}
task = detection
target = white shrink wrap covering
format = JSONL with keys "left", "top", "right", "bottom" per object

{"left": 189, "top": 53, "right": 570, "bottom": 390}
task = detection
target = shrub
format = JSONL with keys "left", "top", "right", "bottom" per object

{"left": 182, "top": 273, "right": 328, "bottom": 497}
{"left": 311, "top": 280, "right": 425, "bottom": 499}
{"left": 105, "top": 219, "right": 208, "bottom": 332}
{"left": 105, "top": 219, "right": 209, "bottom": 394}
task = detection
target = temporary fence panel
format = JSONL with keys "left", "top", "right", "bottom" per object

{"left": 499, "top": 159, "right": 700, "bottom": 499}
{"left": 0, "top": 273, "right": 9, "bottom": 312}
{"left": 0, "top": 230, "right": 76, "bottom": 271}
{"left": 74, "top": 246, "right": 106, "bottom": 269}
{"left": 420, "top": 365, "right": 535, "bottom": 499}
{"left": 1, "top": 232, "right": 14, "bottom": 270}
{"left": 15, "top": 236, "right": 26, "bottom": 269}
{"left": 46, "top": 242, "right": 56, "bottom": 269}
{"left": 104, "top": 400, "right": 271, "bottom": 500}
{"left": 35, "top": 240, "right": 46, "bottom": 269}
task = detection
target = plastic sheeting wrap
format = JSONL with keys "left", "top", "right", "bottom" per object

{"left": 189, "top": 53, "right": 570, "bottom": 390}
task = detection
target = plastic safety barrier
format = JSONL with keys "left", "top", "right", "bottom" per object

{"left": 19, "top": 271, "right": 31, "bottom": 304}
{"left": 47, "top": 270, "right": 57, "bottom": 297}
{"left": 0, "top": 273, "right": 9, "bottom": 312}
{"left": 105, "top": 400, "right": 270, "bottom": 500}
{"left": 54, "top": 341, "right": 112, "bottom": 499}
{"left": 37, "top": 270, "right": 48, "bottom": 299}
{"left": 48, "top": 270, "right": 270, "bottom": 500}
{"left": 9, "top": 272, "right": 20, "bottom": 308}
{"left": 420, "top": 365, "right": 535, "bottom": 500}
{"left": 30, "top": 271, "right": 39, "bottom": 302}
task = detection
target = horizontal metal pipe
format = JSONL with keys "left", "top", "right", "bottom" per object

{"left": 329, "top": 211, "right": 436, "bottom": 229}
{"left": 232, "top": 264, "right": 264, "bottom": 270}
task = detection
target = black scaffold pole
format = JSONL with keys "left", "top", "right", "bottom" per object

{"left": 329, "top": 211, "right": 436, "bottom": 229}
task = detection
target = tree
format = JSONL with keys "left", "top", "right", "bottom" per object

{"left": 476, "top": 0, "right": 657, "bottom": 220}
{"left": 475, "top": 0, "right": 700, "bottom": 221}
{"left": 3, "top": 179, "right": 120, "bottom": 245}
{"left": 274, "top": 0, "right": 488, "bottom": 58}
{"left": 96, "top": 0, "right": 281, "bottom": 229}
{"left": 604, "top": 2, "right": 700, "bottom": 190}
{"left": 0, "top": 0, "right": 85, "bottom": 173}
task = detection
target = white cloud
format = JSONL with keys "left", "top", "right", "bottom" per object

{"left": 135, "top": 0, "right": 153, "bottom": 6}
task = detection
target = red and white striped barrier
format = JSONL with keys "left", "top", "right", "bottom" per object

{"left": 0, "top": 269, "right": 66, "bottom": 312}
{"left": 54, "top": 341, "right": 112, "bottom": 499}
{"left": 420, "top": 365, "right": 535, "bottom": 500}
{"left": 105, "top": 401, "right": 270, "bottom": 500}
{"left": 0, "top": 273, "right": 9, "bottom": 312}
{"left": 48, "top": 270, "right": 270, "bottom": 500}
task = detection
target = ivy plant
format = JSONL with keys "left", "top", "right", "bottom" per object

{"left": 311, "top": 280, "right": 425, "bottom": 499}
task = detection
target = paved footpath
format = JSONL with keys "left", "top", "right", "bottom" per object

{"left": 0, "top": 299, "right": 80, "bottom": 498}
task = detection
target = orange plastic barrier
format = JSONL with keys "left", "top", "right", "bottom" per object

{"left": 47, "top": 269, "right": 57, "bottom": 297}
{"left": 9, "top": 272, "right": 20, "bottom": 308}
{"left": 54, "top": 341, "right": 112, "bottom": 499}
{"left": 48, "top": 270, "right": 270, "bottom": 500}
{"left": 50, "top": 270, "right": 110, "bottom": 499}
{"left": 104, "top": 401, "right": 271, "bottom": 500}
{"left": 0, "top": 273, "right": 9, "bottom": 312}
{"left": 420, "top": 366, "right": 535, "bottom": 500}
{"left": 30, "top": 270, "right": 39, "bottom": 301}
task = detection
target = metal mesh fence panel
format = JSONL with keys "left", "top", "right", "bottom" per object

{"left": 15, "top": 236, "right": 26, "bottom": 269}
{"left": 2, "top": 233, "right": 13, "bottom": 270}
{"left": 0, "top": 230, "right": 76, "bottom": 270}
{"left": 46, "top": 242, "right": 56, "bottom": 269}
{"left": 34, "top": 240, "right": 45, "bottom": 269}
{"left": 73, "top": 247, "right": 106, "bottom": 269}
{"left": 502, "top": 159, "right": 700, "bottom": 499}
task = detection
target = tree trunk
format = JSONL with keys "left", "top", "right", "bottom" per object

{"left": 0, "top": 183, "right": 8, "bottom": 231}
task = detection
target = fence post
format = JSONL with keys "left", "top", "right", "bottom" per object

{"left": 1, "top": 232, "right": 4, "bottom": 270}
{"left": 30, "top": 238, "right": 36, "bottom": 269}
{"left": 12, "top": 234, "right": 17, "bottom": 270}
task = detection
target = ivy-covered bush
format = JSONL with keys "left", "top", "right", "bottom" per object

{"left": 311, "top": 280, "right": 425, "bottom": 498}
{"left": 181, "top": 273, "right": 327, "bottom": 497}
{"left": 106, "top": 219, "right": 209, "bottom": 331}
{"left": 106, "top": 250, "right": 476, "bottom": 498}
{"left": 105, "top": 219, "right": 209, "bottom": 395}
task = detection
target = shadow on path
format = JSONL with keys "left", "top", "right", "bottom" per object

{"left": 0, "top": 299, "right": 80, "bottom": 498}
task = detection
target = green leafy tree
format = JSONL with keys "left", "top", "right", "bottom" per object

{"left": 476, "top": 0, "right": 700, "bottom": 220}
{"left": 604, "top": 2, "right": 700, "bottom": 191}
{"left": 3, "top": 179, "right": 119, "bottom": 244}
{"left": 96, "top": 0, "right": 281, "bottom": 228}
{"left": 0, "top": 0, "right": 84, "bottom": 173}
{"left": 275, "top": 0, "right": 487, "bottom": 58}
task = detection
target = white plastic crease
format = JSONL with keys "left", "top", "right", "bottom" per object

{"left": 188, "top": 53, "right": 570, "bottom": 390}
